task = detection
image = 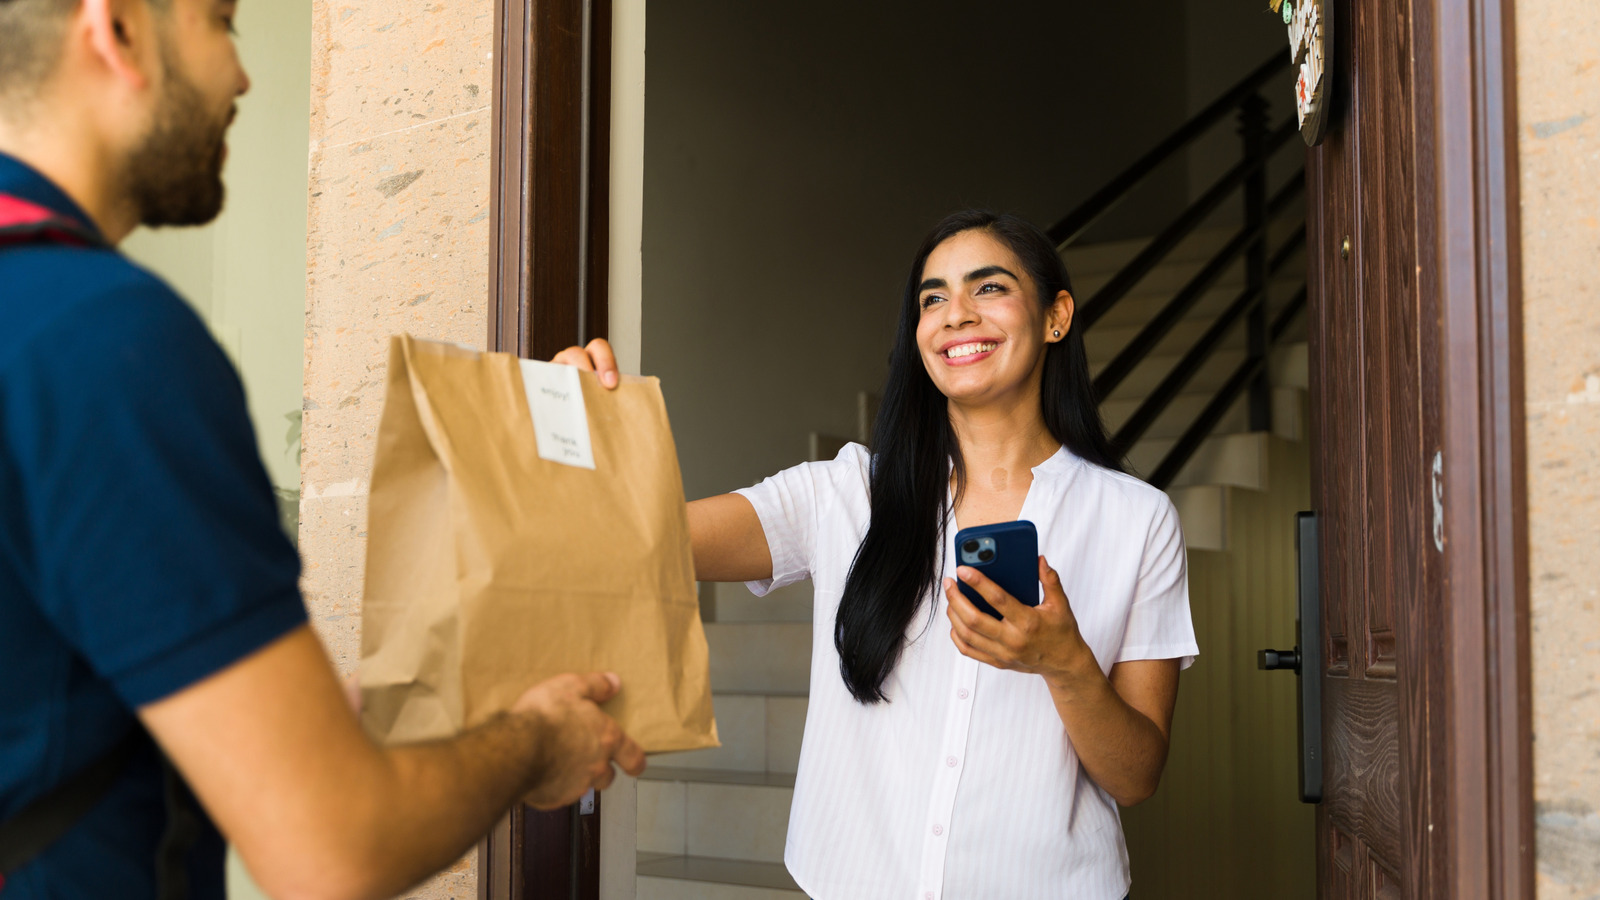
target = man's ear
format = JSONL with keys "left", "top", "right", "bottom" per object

{"left": 1048, "top": 289, "right": 1075, "bottom": 341}
{"left": 79, "top": 0, "right": 153, "bottom": 91}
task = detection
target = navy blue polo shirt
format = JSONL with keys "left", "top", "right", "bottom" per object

{"left": 0, "top": 153, "right": 307, "bottom": 898}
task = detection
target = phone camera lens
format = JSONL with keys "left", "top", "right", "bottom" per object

{"left": 977, "top": 548, "right": 994, "bottom": 562}
{"left": 962, "top": 540, "right": 979, "bottom": 554}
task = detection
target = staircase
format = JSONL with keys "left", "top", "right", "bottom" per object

{"left": 633, "top": 49, "right": 1308, "bottom": 899}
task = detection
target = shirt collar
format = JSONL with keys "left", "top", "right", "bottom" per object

{"left": 0, "top": 152, "right": 105, "bottom": 242}
{"left": 1030, "top": 444, "right": 1080, "bottom": 479}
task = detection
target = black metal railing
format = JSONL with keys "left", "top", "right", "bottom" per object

{"left": 1049, "top": 51, "right": 1307, "bottom": 490}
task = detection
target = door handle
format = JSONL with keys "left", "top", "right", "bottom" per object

{"left": 1256, "top": 511, "right": 1323, "bottom": 803}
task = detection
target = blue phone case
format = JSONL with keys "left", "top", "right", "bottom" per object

{"left": 952, "top": 520, "right": 1040, "bottom": 620}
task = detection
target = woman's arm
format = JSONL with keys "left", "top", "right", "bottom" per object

{"left": 549, "top": 340, "right": 774, "bottom": 584}
{"left": 688, "top": 494, "right": 774, "bottom": 583}
{"left": 943, "top": 557, "right": 1179, "bottom": 806}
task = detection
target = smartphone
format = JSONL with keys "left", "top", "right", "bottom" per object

{"left": 951, "top": 520, "right": 1041, "bottom": 620}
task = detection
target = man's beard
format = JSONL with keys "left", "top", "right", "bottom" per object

{"left": 123, "top": 57, "right": 232, "bottom": 228}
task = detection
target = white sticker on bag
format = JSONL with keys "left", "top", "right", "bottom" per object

{"left": 517, "top": 359, "right": 597, "bottom": 470}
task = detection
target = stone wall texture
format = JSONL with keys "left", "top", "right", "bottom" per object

{"left": 302, "top": 1, "right": 494, "bottom": 896}
{"left": 1517, "top": 1, "right": 1600, "bottom": 896}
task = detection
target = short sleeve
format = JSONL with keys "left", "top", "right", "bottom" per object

{"left": 732, "top": 444, "right": 867, "bottom": 597}
{"left": 1117, "top": 496, "right": 1199, "bottom": 669}
{"left": 4, "top": 268, "right": 306, "bottom": 707}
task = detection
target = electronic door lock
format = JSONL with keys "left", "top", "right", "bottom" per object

{"left": 1258, "top": 648, "right": 1301, "bottom": 672}
{"left": 1252, "top": 511, "right": 1322, "bottom": 804}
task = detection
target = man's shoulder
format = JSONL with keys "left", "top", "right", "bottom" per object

{"left": 0, "top": 244, "right": 223, "bottom": 383}
{"left": 1, "top": 243, "right": 202, "bottom": 341}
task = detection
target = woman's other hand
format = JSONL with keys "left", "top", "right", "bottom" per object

{"left": 944, "top": 555, "right": 1100, "bottom": 688}
{"left": 551, "top": 338, "right": 621, "bottom": 389}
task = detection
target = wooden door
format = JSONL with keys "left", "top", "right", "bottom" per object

{"left": 1306, "top": 0, "right": 1423, "bottom": 893}
{"left": 1304, "top": 0, "right": 1532, "bottom": 897}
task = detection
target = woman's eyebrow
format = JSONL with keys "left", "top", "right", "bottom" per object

{"left": 918, "top": 277, "right": 948, "bottom": 293}
{"left": 964, "top": 265, "right": 1018, "bottom": 283}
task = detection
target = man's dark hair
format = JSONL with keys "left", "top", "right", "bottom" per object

{"left": 0, "top": 0, "right": 78, "bottom": 103}
{"left": 0, "top": 0, "right": 171, "bottom": 105}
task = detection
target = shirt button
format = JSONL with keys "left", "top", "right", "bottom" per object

{"left": 946, "top": 756, "right": 958, "bottom": 767}
{"left": 932, "top": 824, "right": 944, "bottom": 836}
{"left": 957, "top": 688, "right": 969, "bottom": 700}
{"left": 925, "top": 893, "right": 935, "bottom": 900}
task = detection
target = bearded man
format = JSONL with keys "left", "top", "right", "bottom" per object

{"left": 0, "top": 2, "right": 646, "bottom": 898}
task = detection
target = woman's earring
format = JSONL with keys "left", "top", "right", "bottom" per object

{"left": 1052, "top": 330, "right": 1061, "bottom": 339}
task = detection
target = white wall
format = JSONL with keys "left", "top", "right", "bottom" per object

{"left": 602, "top": 2, "right": 647, "bottom": 894}
{"left": 122, "top": 0, "right": 312, "bottom": 538}
{"left": 642, "top": 0, "right": 1192, "bottom": 506}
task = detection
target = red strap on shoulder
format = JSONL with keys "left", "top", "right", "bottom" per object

{"left": 0, "top": 193, "right": 102, "bottom": 248}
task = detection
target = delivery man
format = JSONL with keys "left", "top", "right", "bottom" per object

{"left": 0, "top": 0, "right": 646, "bottom": 897}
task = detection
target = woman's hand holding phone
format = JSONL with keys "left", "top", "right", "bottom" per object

{"left": 943, "top": 556, "right": 1100, "bottom": 689}
{"left": 550, "top": 338, "right": 622, "bottom": 389}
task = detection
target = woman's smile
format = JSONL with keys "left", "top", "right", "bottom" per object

{"left": 941, "top": 338, "right": 1003, "bottom": 365}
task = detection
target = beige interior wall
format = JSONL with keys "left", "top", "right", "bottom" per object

{"left": 1121, "top": 437, "right": 1315, "bottom": 898}
{"left": 1517, "top": 2, "right": 1600, "bottom": 896}
{"left": 601, "top": 2, "right": 647, "bottom": 895}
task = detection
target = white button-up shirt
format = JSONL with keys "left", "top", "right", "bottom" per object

{"left": 736, "top": 444, "right": 1198, "bottom": 900}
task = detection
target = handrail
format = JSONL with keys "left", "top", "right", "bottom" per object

{"left": 1046, "top": 52, "right": 1293, "bottom": 248}
{"left": 1148, "top": 286, "right": 1306, "bottom": 489}
{"left": 1077, "top": 116, "right": 1301, "bottom": 333}
{"left": 1091, "top": 173, "right": 1304, "bottom": 400}
{"left": 1041, "top": 48, "right": 1309, "bottom": 491}
{"left": 1108, "top": 224, "right": 1307, "bottom": 455}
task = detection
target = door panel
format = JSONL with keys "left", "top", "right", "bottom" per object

{"left": 1307, "top": 0, "right": 1424, "bottom": 895}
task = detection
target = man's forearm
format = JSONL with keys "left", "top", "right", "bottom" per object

{"left": 354, "top": 712, "right": 549, "bottom": 898}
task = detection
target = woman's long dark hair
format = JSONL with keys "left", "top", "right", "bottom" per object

{"left": 834, "top": 209, "right": 1123, "bottom": 703}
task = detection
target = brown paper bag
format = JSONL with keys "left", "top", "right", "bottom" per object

{"left": 358, "top": 334, "right": 718, "bottom": 753}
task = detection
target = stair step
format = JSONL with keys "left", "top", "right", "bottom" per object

{"left": 636, "top": 853, "right": 805, "bottom": 899}
{"left": 1094, "top": 348, "right": 1248, "bottom": 400}
{"left": 1061, "top": 222, "right": 1309, "bottom": 279}
{"left": 638, "top": 768, "right": 795, "bottom": 863}
{"left": 1086, "top": 319, "right": 1252, "bottom": 367}
{"left": 1061, "top": 227, "right": 1238, "bottom": 277}
{"left": 1101, "top": 391, "right": 1249, "bottom": 441}
{"left": 655, "top": 694, "right": 809, "bottom": 774}
{"left": 705, "top": 623, "right": 812, "bottom": 695}
{"left": 1129, "top": 432, "right": 1267, "bottom": 490}
{"left": 708, "top": 580, "right": 813, "bottom": 624}
{"left": 1083, "top": 277, "right": 1305, "bottom": 331}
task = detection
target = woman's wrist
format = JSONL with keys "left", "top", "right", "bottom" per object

{"left": 1042, "top": 643, "right": 1107, "bottom": 698}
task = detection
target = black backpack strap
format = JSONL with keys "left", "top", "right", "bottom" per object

{"left": 0, "top": 731, "right": 204, "bottom": 897}
{"left": 0, "top": 729, "right": 140, "bottom": 877}
{"left": 154, "top": 755, "right": 201, "bottom": 900}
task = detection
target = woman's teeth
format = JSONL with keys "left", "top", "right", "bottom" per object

{"left": 945, "top": 342, "right": 998, "bottom": 359}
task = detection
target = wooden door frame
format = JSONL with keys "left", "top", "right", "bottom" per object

{"left": 482, "top": 0, "right": 612, "bottom": 897}
{"left": 1416, "top": 0, "right": 1532, "bottom": 895}
{"left": 1312, "top": 0, "right": 1531, "bottom": 894}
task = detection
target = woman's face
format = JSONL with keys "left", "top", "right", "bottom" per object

{"left": 915, "top": 230, "right": 1069, "bottom": 407}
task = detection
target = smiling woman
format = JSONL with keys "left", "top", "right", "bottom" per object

{"left": 555, "top": 209, "right": 1199, "bottom": 899}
